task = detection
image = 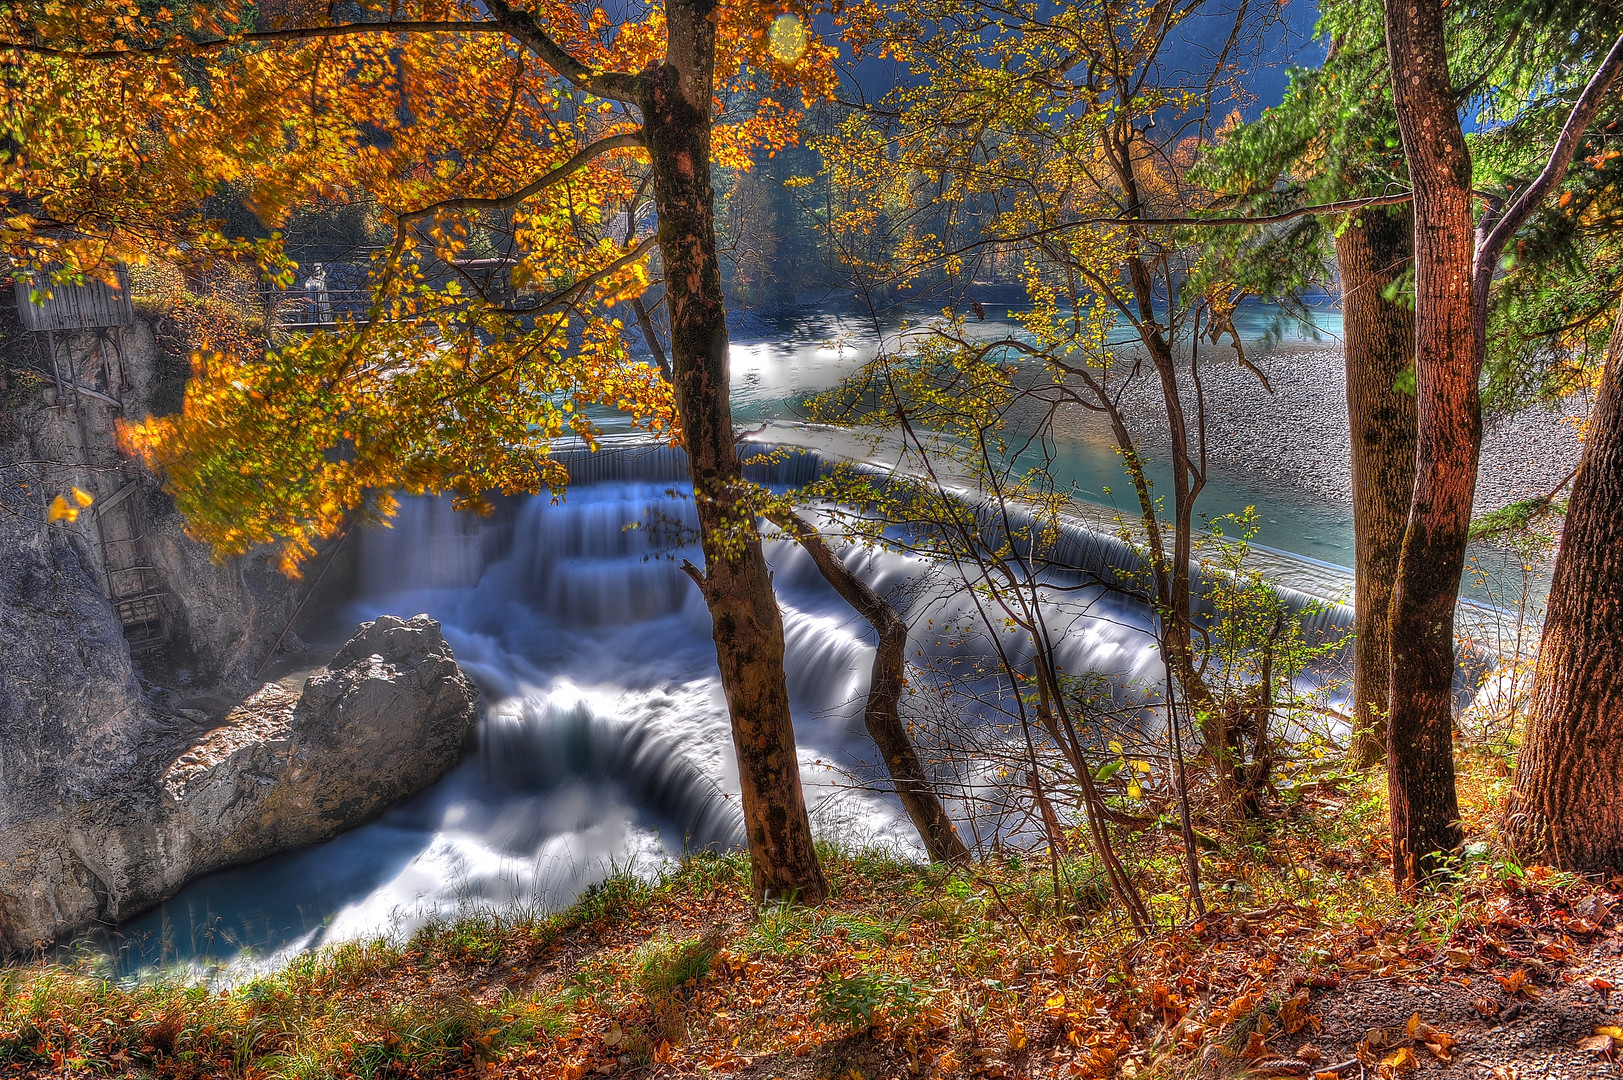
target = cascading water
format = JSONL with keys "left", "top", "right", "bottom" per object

{"left": 107, "top": 446, "right": 1350, "bottom": 976}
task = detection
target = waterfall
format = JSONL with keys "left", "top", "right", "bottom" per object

{"left": 112, "top": 437, "right": 1364, "bottom": 973}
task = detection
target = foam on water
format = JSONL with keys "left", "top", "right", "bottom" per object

{"left": 105, "top": 469, "right": 1303, "bottom": 976}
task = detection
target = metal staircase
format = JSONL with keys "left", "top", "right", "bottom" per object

{"left": 14, "top": 267, "right": 172, "bottom": 651}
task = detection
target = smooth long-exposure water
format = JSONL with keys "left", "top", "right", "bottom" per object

{"left": 108, "top": 302, "right": 1372, "bottom": 975}
{"left": 114, "top": 471, "right": 1190, "bottom": 973}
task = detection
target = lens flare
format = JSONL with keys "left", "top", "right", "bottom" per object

{"left": 768, "top": 13, "right": 809, "bottom": 65}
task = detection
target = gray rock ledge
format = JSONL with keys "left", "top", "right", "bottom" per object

{"left": 0, "top": 614, "right": 478, "bottom": 953}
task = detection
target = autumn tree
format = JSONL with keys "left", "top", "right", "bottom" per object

{"left": 815, "top": 0, "right": 1316, "bottom": 822}
{"left": 1, "top": 0, "right": 839, "bottom": 903}
{"left": 1379, "top": 0, "right": 1623, "bottom": 884}
{"left": 1196, "top": 4, "right": 1416, "bottom": 771}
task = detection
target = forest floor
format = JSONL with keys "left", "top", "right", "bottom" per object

{"left": 1, "top": 752, "right": 1619, "bottom": 1080}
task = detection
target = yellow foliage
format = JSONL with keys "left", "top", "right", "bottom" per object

{"left": 5, "top": 0, "right": 837, "bottom": 571}
{"left": 47, "top": 495, "right": 78, "bottom": 523}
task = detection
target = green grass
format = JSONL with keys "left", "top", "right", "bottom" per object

{"left": 817, "top": 969, "right": 935, "bottom": 1029}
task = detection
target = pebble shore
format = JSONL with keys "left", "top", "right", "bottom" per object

{"left": 1061, "top": 344, "right": 1587, "bottom": 517}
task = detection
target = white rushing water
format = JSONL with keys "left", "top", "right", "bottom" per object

{"left": 111, "top": 467, "right": 1193, "bottom": 975}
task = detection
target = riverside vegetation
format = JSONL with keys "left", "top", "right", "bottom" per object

{"left": 2, "top": 758, "right": 1619, "bottom": 1079}
{"left": 5, "top": 0, "right": 1623, "bottom": 1076}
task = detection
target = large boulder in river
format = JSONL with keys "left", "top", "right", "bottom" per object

{"left": 0, "top": 614, "right": 478, "bottom": 953}
{"left": 159, "top": 614, "right": 479, "bottom": 863}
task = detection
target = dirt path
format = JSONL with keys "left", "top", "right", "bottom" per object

{"left": 1261, "top": 887, "right": 1622, "bottom": 1079}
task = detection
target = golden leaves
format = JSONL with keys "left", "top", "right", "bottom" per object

{"left": 46, "top": 486, "right": 95, "bottom": 522}
{"left": 767, "top": 13, "right": 809, "bottom": 64}
{"left": 1494, "top": 968, "right": 1540, "bottom": 1001}
{"left": 1378, "top": 1045, "right": 1417, "bottom": 1074}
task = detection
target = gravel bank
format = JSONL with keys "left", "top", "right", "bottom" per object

{"left": 1057, "top": 344, "right": 1586, "bottom": 517}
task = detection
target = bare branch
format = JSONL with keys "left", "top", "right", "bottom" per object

{"left": 483, "top": 0, "right": 644, "bottom": 103}
{"left": 869, "top": 192, "right": 1415, "bottom": 289}
{"left": 1474, "top": 32, "right": 1623, "bottom": 316}
{"left": 0, "top": 20, "right": 501, "bottom": 59}
{"left": 397, "top": 132, "right": 644, "bottom": 222}
{"left": 1, "top": 5, "right": 647, "bottom": 103}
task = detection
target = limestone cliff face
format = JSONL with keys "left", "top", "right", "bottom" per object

{"left": 0, "top": 311, "right": 475, "bottom": 952}
{"left": 0, "top": 615, "right": 478, "bottom": 953}
{"left": 0, "top": 504, "right": 152, "bottom": 947}
{"left": 12, "top": 319, "right": 342, "bottom": 686}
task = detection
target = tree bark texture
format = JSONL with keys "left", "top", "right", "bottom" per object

{"left": 771, "top": 511, "right": 972, "bottom": 866}
{"left": 1507, "top": 302, "right": 1623, "bottom": 873}
{"left": 1383, "top": 0, "right": 1472, "bottom": 884}
{"left": 643, "top": 0, "right": 827, "bottom": 904}
{"left": 1336, "top": 207, "right": 1418, "bottom": 769}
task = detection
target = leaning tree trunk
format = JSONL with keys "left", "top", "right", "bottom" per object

{"left": 1383, "top": 0, "right": 1472, "bottom": 885}
{"left": 771, "top": 510, "right": 971, "bottom": 866}
{"left": 1336, "top": 206, "right": 1418, "bottom": 769}
{"left": 1507, "top": 302, "right": 1623, "bottom": 872}
{"left": 642, "top": 0, "right": 827, "bottom": 904}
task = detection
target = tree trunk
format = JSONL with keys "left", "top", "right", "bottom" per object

{"left": 1507, "top": 302, "right": 1623, "bottom": 872}
{"left": 1383, "top": 0, "right": 1472, "bottom": 885}
{"left": 642, "top": 0, "right": 827, "bottom": 904}
{"left": 771, "top": 510, "right": 971, "bottom": 866}
{"left": 1336, "top": 207, "right": 1418, "bottom": 769}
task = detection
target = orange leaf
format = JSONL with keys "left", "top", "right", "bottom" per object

{"left": 1279, "top": 991, "right": 1311, "bottom": 1034}
{"left": 1380, "top": 1046, "right": 1417, "bottom": 1073}
{"left": 1495, "top": 969, "right": 1524, "bottom": 993}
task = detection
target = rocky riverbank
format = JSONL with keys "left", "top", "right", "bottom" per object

{"left": 1057, "top": 344, "right": 1587, "bottom": 518}
{"left": 0, "top": 614, "right": 478, "bottom": 954}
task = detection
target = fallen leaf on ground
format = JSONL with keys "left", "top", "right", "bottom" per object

{"left": 1578, "top": 1033, "right": 1617, "bottom": 1058}
{"left": 1401, "top": 1013, "right": 1456, "bottom": 1060}
{"left": 1243, "top": 1030, "right": 1275, "bottom": 1062}
{"left": 1295, "top": 1044, "right": 1322, "bottom": 1063}
{"left": 1443, "top": 948, "right": 1474, "bottom": 969}
{"left": 1379, "top": 1046, "right": 1417, "bottom": 1075}
{"left": 1279, "top": 991, "right": 1311, "bottom": 1034}
{"left": 1494, "top": 968, "right": 1541, "bottom": 1000}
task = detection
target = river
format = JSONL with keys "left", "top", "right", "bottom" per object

{"left": 103, "top": 301, "right": 1459, "bottom": 977}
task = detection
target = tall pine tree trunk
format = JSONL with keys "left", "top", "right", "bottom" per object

{"left": 642, "top": 0, "right": 827, "bottom": 904}
{"left": 1507, "top": 302, "right": 1623, "bottom": 872}
{"left": 1383, "top": 0, "right": 1472, "bottom": 885}
{"left": 1336, "top": 207, "right": 1417, "bottom": 768}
